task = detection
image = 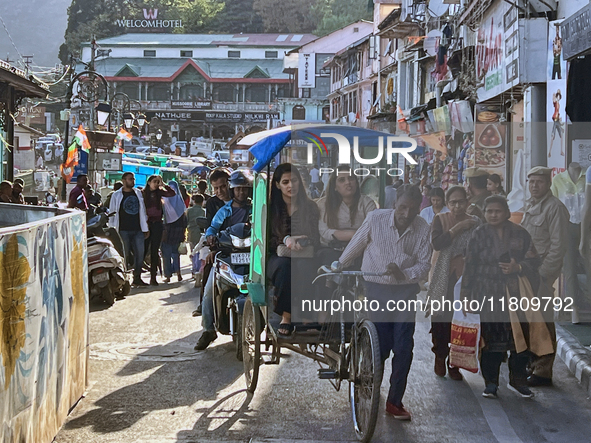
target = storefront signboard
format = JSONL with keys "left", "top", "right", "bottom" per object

{"left": 147, "top": 111, "right": 280, "bottom": 124}
{"left": 561, "top": 3, "right": 591, "bottom": 61}
{"left": 474, "top": 104, "right": 506, "bottom": 184}
{"left": 171, "top": 100, "right": 212, "bottom": 110}
{"left": 298, "top": 53, "right": 316, "bottom": 88}
{"left": 476, "top": 0, "right": 519, "bottom": 102}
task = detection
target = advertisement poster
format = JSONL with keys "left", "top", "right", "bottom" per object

{"left": 547, "top": 20, "right": 568, "bottom": 174}
{"left": 474, "top": 104, "right": 506, "bottom": 183}
{"left": 476, "top": 1, "right": 519, "bottom": 102}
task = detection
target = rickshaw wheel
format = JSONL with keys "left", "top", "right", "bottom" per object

{"left": 349, "top": 320, "right": 383, "bottom": 443}
{"left": 243, "top": 297, "right": 261, "bottom": 393}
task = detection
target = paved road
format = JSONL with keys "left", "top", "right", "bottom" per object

{"left": 55, "top": 264, "right": 591, "bottom": 443}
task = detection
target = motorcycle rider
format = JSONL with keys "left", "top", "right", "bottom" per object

{"left": 194, "top": 170, "right": 254, "bottom": 351}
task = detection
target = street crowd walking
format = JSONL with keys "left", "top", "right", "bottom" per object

{"left": 65, "top": 159, "right": 573, "bottom": 422}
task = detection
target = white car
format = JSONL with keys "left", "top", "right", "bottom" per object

{"left": 209, "top": 151, "right": 230, "bottom": 163}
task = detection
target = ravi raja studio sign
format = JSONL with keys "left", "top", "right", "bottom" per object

{"left": 116, "top": 8, "right": 183, "bottom": 30}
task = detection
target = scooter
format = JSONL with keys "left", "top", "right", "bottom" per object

{"left": 86, "top": 207, "right": 131, "bottom": 305}
{"left": 211, "top": 223, "right": 251, "bottom": 361}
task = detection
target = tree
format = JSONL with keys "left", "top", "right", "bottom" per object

{"left": 59, "top": 0, "right": 223, "bottom": 63}
{"left": 253, "top": 0, "right": 318, "bottom": 33}
{"left": 206, "top": 0, "right": 264, "bottom": 33}
{"left": 312, "top": 0, "right": 373, "bottom": 36}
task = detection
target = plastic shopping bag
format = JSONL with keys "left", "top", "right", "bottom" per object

{"left": 448, "top": 277, "right": 481, "bottom": 373}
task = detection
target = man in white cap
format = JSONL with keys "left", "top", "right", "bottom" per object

{"left": 521, "top": 166, "right": 569, "bottom": 387}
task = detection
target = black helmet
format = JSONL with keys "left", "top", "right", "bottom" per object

{"left": 229, "top": 170, "right": 254, "bottom": 189}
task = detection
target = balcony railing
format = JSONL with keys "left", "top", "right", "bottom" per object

{"left": 136, "top": 100, "right": 279, "bottom": 112}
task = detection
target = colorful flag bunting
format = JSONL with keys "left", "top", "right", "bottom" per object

{"left": 117, "top": 128, "right": 133, "bottom": 141}
{"left": 73, "top": 125, "right": 91, "bottom": 152}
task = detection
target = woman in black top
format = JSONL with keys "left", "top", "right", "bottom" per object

{"left": 268, "top": 163, "right": 320, "bottom": 336}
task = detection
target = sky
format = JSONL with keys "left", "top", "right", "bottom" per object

{"left": 0, "top": 0, "right": 71, "bottom": 70}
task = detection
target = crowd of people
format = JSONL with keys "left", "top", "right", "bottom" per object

{"left": 67, "top": 172, "right": 208, "bottom": 287}
{"left": 0, "top": 178, "right": 26, "bottom": 204}
{"left": 66, "top": 160, "right": 571, "bottom": 423}
{"left": 196, "top": 162, "right": 566, "bottom": 422}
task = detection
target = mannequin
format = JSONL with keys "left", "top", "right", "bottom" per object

{"left": 569, "top": 162, "right": 582, "bottom": 182}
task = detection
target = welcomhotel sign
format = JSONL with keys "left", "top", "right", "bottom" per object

{"left": 116, "top": 9, "right": 183, "bottom": 31}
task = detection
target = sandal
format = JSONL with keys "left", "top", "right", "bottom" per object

{"left": 277, "top": 323, "right": 294, "bottom": 337}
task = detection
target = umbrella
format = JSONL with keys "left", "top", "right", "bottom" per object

{"left": 245, "top": 124, "right": 411, "bottom": 173}
{"left": 190, "top": 165, "right": 211, "bottom": 176}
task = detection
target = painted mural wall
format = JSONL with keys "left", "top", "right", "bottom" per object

{"left": 0, "top": 207, "right": 88, "bottom": 443}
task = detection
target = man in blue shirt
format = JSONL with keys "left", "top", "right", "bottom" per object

{"left": 195, "top": 170, "right": 253, "bottom": 351}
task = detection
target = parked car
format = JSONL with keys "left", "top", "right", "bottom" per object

{"left": 209, "top": 151, "right": 230, "bottom": 163}
{"left": 123, "top": 136, "right": 150, "bottom": 153}
{"left": 169, "top": 141, "right": 188, "bottom": 157}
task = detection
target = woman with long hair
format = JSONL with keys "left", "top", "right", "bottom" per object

{"left": 143, "top": 175, "right": 176, "bottom": 285}
{"left": 487, "top": 173, "right": 506, "bottom": 196}
{"left": 317, "top": 166, "right": 377, "bottom": 247}
{"left": 269, "top": 163, "right": 320, "bottom": 336}
{"left": 427, "top": 186, "right": 481, "bottom": 380}
{"left": 461, "top": 195, "right": 551, "bottom": 399}
{"left": 162, "top": 180, "right": 188, "bottom": 283}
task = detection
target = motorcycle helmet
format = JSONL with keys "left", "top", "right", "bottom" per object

{"left": 229, "top": 170, "right": 254, "bottom": 189}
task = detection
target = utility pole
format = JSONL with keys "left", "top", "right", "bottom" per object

{"left": 22, "top": 55, "right": 33, "bottom": 75}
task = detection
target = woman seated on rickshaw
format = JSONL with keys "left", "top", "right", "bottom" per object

{"left": 268, "top": 163, "right": 320, "bottom": 337}
{"left": 316, "top": 165, "right": 377, "bottom": 265}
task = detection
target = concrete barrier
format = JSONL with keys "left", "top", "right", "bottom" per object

{"left": 0, "top": 203, "right": 88, "bottom": 443}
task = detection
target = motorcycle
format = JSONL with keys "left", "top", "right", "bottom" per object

{"left": 86, "top": 207, "right": 131, "bottom": 305}
{"left": 211, "top": 223, "right": 251, "bottom": 361}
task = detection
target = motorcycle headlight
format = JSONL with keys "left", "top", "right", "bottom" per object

{"left": 230, "top": 235, "right": 251, "bottom": 249}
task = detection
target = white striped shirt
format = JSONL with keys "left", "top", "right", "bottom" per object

{"left": 339, "top": 209, "right": 432, "bottom": 286}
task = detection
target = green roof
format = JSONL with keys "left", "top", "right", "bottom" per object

{"left": 92, "top": 57, "right": 288, "bottom": 80}
{"left": 85, "top": 33, "right": 316, "bottom": 48}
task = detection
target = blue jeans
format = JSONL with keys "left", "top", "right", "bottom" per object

{"left": 201, "top": 271, "right": 215, "bottom": 332}
{"left": 161, "top": 242, "right": 180, "bottom": 278}
{"left": 120, "top": 230, "right": 145, "bottom": 281}
{"left": 365, "top": 282, "right": 419, "bottom": 407}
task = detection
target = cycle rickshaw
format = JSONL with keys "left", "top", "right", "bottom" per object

{"left": 238, "top": 124, "right": 408, "bottom": 443}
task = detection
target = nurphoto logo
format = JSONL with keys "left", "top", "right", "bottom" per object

{"left": 305, "top": 132, "right": 418, "bottom": 177}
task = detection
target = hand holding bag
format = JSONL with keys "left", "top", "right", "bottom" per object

{"left": 449, "top": 277, "right": 481, "bottom": 373}
{"left": 178, "top": 242, "right": 188, "bottom": 255}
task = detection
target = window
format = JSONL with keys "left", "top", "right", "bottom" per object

{"left": 228, "top": 50, "right": 241, "bottom": 58}
{"left": 180, "top": 84, "right": 204, "bottom": 100}
{"left": 148, "top": 84, "right": 170, "bottom": 101}
{"left": 215, "top": 85, "right": 235, "bottom": 102}
{"left": 247, "top": 85, "right": 267, "bottom": 102}
{"left": 144, "top": 50, "right": 156, "bottom": 57}
{"left": 302, "top": 88, "right": 311, "bottom": 98}
{"left": 292, "top": 105, "right": 306, "bottom": 120}
{"left": 180, "top": 50, "right": 193, "bottom": 57}
{"left": 265, "top": 51, "right": 278, "bottom": 58}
